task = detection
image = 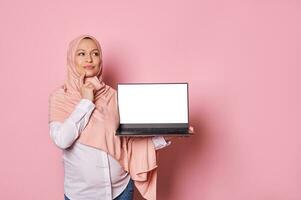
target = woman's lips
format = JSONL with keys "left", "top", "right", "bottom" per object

{"left": 84, "top": 65, "right": 95, "bottom": 70}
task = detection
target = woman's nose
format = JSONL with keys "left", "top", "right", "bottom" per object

{"left": 86, "top": 54, "right": 92, "bottom": 62}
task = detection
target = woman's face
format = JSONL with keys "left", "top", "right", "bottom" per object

{"left": 74, "top": 38, "right": 101, "bottom": 77}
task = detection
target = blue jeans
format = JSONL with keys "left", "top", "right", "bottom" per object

{"left": 64, "top": 178, "right": 134, "bottom": 200}
{"left": 114, "top": 178, "right": 134, "bottom": 200}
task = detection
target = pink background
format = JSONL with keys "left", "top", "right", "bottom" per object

{"left": 0, "top": 0, "right": 300, "bottom": 199}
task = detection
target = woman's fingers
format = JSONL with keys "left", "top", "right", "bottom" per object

{"left": 188, "top": 126, "right": 194, "bottom": 134}
{"left": 84, "top": 82, "right": 96, "bottom": 91}
{"left": 85, "top": 82, "right": 93, "bottom": 87}
{"left": 79, "top": 72, "right": 86, "bottom": 88}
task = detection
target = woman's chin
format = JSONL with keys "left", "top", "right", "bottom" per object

{"left": 84, "top": 70, "right": 98, "bottom": 77}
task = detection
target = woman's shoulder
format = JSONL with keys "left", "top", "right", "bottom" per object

{"left": 102, "top": 85, "right": 117, "bottom": 102}
{"left": 108, "top": 85, "right": 117, "bottom": 94}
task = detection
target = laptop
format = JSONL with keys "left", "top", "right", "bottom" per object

{"left": 115, "top": 83, "right": 191, "bottom": 136}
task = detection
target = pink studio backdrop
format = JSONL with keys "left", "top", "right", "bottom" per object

{"left": 0, "top": 0, "right": 299, "bottom": 199}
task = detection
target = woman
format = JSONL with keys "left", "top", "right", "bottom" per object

{"left": 48, "top": 34, "right": 173, "bottom": 200}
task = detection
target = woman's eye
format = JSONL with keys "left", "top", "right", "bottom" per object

{"left": 77, "top": 52, "right": 99, "bottom": 56}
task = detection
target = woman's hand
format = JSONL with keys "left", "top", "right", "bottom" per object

{"left": 79, "top": 72, "right": 95, "bottom": 102}
{"left": 188, "top": 126, "right": 194, "bottom": 134}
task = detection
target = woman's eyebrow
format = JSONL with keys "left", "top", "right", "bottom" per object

{"left": 76, "top": 49, "right": 99, "bottom": 52}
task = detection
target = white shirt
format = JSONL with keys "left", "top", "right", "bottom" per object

{"left": 49, "top": 99, "right": 171, "bottom": 200}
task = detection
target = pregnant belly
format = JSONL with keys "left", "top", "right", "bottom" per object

{"left": 107, "top": 154, "right": 130, "bottom": 185}
{"left": 63, "top": 142, "right": 129, "bottom": 187}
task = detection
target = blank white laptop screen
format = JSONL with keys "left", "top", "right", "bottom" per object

{"left": 117, "top": 83, "right": 188, "bottom": 124}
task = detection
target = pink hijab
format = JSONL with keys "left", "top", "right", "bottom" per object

{"left": 49, "top": 34, "right": 158, "bottom": 200}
